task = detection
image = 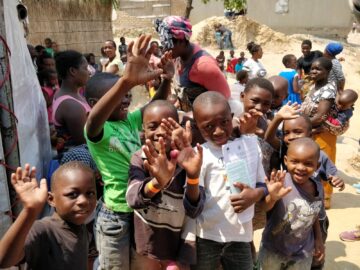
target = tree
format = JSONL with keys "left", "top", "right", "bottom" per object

{"left": 184, "top": 0, "right": 193, "bottom": 18}
{"left": 201, "top": 0, "right": 247, "bottom": 11}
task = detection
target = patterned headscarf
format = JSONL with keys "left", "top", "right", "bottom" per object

{"left": 155, "top": 16, "right": 192, "bottom": 50}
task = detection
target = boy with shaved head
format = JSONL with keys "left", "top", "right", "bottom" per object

{"left": 259, "top": 138, "right": 325, "bottom": 269}
{"left": 0, "top": 162, "right": 97, "bottom": 269}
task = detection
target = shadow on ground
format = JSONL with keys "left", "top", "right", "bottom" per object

{"left": 325, "top": 241, "right": 360, "bottom": 270}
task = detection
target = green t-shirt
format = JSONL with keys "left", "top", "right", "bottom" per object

{"left": 85, "top": 110, "right": 142, "bottom": 212}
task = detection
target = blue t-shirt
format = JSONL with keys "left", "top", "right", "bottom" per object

{"left": 279, "top": 69, "right": 301, "bottom": 104}
{"left": 261, "top": 173, "right": 323, "bottom": 260}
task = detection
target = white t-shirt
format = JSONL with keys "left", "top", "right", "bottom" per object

{"left": 195, "top": 136, "right": 266, "bottom": 243}
{"left": 243, "top": 58, "right": 267, "bottom": 79}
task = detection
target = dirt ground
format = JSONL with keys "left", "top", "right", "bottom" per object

{"left": 120, "top": 26, "right": 360, "bottom": 269}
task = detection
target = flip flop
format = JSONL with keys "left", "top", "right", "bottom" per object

{"left": 339, "top": 228, "right": 360, "bottom": 242}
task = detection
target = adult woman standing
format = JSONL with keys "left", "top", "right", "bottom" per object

{"left": 242, "top": 42, "right": 267, "bottom": 79}
{"left": 102, "top": 40, "right": 124, "bottom": 76}
{"left": 155, "top": 16, "right": 230, "bottom": 111}
{"left": 52, "top": 50, "right": 91, "bottom": 152}
{"left": 301, "top": 57, "right": 336, "bottom": 209}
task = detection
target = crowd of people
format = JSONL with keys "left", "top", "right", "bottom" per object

{"left": 0, "top": 15, "right": 358, "bottom": 270}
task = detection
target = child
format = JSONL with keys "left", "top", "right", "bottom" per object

{"left": 84, "top": 35, "right": 173, "bottom": 269}
{"left": 118, "top": 36, "right": 128, "bottom": 57}
{"left": 259, "top": 138, "right": 324, "bottom": 269}
{"left": 0, "top": 161, "right": 97, "bottom": 269}
{"left": 189, "top": 91, "right": 287, "bottom": 269}
{"left": 38, "top": 68, "right": 59, "bottom": 124}
{"left": 228, "top": 70, "right": 248, "bottom": 117}
{"left": 268, "top": 75, "right": 289, "bottom": 113}
{"left": 126, "top": 101, "right": 205, "bottom": 269}
{"left": 216, "top": 50, "right": 225, "bottom": 72}
{"left": 279, "top": 54, "right": 301, "bottom": 104}
{"left": 323, "top": 89, "right": 358, "bottom": 136}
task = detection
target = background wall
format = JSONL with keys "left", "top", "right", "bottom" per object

{"left": 247, "top": 0, "right": 353, "bottom": 38}
{"left": 23, "top": 0, "right": 113, "bottom": 55}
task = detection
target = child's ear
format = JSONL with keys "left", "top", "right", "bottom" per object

{"left": 47, "top": 192, "right": 55, "bottom": 208}
{"left": 284, "top": 155, "right": 288, "bottom": 167}
{"left": 68, "top": 67, "right": 76, "bottom": 77}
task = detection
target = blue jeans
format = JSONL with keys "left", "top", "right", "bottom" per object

{"left": 191, "top": 238, "right": 253, "bottom": 270}
{"left": 94, "top": 200, "right": 133, "bottom": 270}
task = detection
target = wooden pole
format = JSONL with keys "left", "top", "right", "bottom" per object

{"left": 0, "top": 0, "right": 21, "bottom": 232}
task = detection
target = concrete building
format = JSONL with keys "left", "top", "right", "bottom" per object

{"left": 247, "top": 0, "right": 354, "bottom": 38}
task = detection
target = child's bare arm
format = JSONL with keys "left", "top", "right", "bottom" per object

{"left": 313, "top": 217, "right": 325, "bottom": 264}
{"left": 292, "top": 75, "right": 300, "bottom": 94}
{"left": 86, "top": 35, "right": 163, "bottom": 139}
{"left": 265, "top": 102, "right": 300, "bottom": 150}
{"left": 230, "top": 184, "right": 265, "bottom": 213}
{"left": 0, "top": 165, "right": 47, "bottom": 267}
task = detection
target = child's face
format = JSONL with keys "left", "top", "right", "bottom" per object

{"left": 272, "top": 85, "right": 288, "bottom": 110}
{"left": 110, "top": 93, "right": 132, "bottom": 121}
{"left": 288, "top": 56, "right": 297, "bottom": 69}
{"left": 241, "top": 86, "right": 272, "bottom": 114}
{"left": 285, "top": 145, "right": 319, "bottom": 185}
{"left": 42, "top": 58, "right": 56, "bottom": 70}
{"left": 48, "top": 74, "right": 58, "bottom": 87}
{"left": 143, "top": 106, "right": 177, "bottom": 152}
{"left": 240, "top": 52, "right": 245, "bottom": 57}
{"left": 301, "top": 44, "right": 311, "bottom": 57}
{"left": 49, "top": 169, "right": 97, "bottom": 225}
{"left": 336, "top": 95, "right": 354, "bottom": 111}
{"left": 73, "top": 57, "right": 90, "bottom": 86}
{"left": 310, "top": 61, "right": 328, "bottom": 82}
{"left": 283, "top": 117, "right": 311, "bottom": 145}
{"left": 194, "top": 102, "right": 232, "bottom": 147}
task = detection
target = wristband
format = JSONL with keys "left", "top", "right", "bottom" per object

{"left": 187, "top": 178, "right": 199, "bottom": 185}
{"left": 147, "top": 180, "right": 160, "bottom": 193}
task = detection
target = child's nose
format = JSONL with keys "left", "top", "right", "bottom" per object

{"left": 213, "top": 126, "right": 224, "bottom": 135}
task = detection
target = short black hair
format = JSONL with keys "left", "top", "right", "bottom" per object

{"left": 85, "top": 72, "right": 119, "bottom": 101}
{"left": 51, "top": 161, "right": 95, "bottom": 191}
{"left": 36, "top": 52, "right": 54, "bottom": 71}
{"left": 313, "top": 57, "right": 333, "bottom": 72}
{"left": 247, "top": 41, "right": 261, "bottom": 55}
{"left": 193, "top": 91, "right": 230, "bottom": 115}
{"left": 287, "top": 137, "right": 320, "bottom": 161}
{"left": 302, "top": 39, "right": 312, "bottom": 48}
{"left": 236, "top": 70, "right": 248, "bottom": 82}
{"left": 105, "top": 40, "right": 116, "bottom": 48}
{"left": 150, "top": 40, "right": 159, "bottom": 46}
{"left": 244, "top": 78, "right": 275, "bottom": 96}
{"left": 35, "top": 45, "right": 45, "bottom": 54}
{"left": 55, "top": 50, "right": 85, "bottom": 80}
{"left": 84, "top": 53, "right": 95, "bottom": 62}
{"left": 282, "top": 54, "right": 296, "bottom": 67}
{"left": 143, "top": 100, "right": 179, "bottom": 122}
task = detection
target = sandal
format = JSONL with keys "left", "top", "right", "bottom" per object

{"left": 339, "top": 226, "right": 360, "bottom": 242}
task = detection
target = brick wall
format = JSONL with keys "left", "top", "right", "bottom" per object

{"left": 23, "top": 0, "right": 113, "bottom": 56}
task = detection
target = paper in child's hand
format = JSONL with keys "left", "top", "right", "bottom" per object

{"left": 225, "top": 159, "right": 251, "bottom": 194}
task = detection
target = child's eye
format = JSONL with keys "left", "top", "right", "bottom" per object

{"left": 205, "top": 124, "right": 214, "bottom": 131}
{"left": 66, "top": 192, "right": 79, "bottom": 199}
{"left": 87, "top": 191, "right": 96, "bottom": 197}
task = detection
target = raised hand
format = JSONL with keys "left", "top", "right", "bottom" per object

{"left": 177, "top": 143, "right": 203, "bottom": 179}
{"left": 277, "top": 102, "right": 300, "bottom": 120}
{"left": 11, "top": 164, "right": 48, "bottom": 212}
{"left": 328, "top": 175, "right": 345, "bottom": 191}
{"left": 161, "top": 118, "right": 192, "bottom": 150}
{"left": 265, "top": 170, "right": 292, "bottom": 202}
{"left": 143, "top": 138, "right": 177, "bottom": 189}
{"left": 238, "top": 109, "right": 263, "bottom": 135}
{"left": 122, "top": 35, "right": 163, "bottom": 86}
{"left": 158, "top": 50, "right": 175, "bottom": 80}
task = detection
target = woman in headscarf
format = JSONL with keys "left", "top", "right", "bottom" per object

{"left": 155, "top": 16, "right": 230, "bottom": 112}
{"left": 324, "top": 42, "right": 345, "bottom": 92}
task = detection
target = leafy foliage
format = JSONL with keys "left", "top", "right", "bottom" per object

{"left": 201, "top": 0, "right": 247, "bottom": 11}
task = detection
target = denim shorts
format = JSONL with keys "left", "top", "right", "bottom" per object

{"left": 94, "top": 200, "right": 133, "bottom": 270}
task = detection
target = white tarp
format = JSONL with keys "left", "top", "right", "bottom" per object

{"left": 4, "top": 0, "right": 52, "bottom": 178}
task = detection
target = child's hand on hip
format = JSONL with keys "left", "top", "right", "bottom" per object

{"left": 11, "top": 164, "right": 48, "bottom": 212}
